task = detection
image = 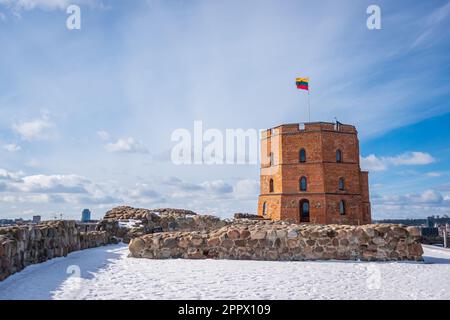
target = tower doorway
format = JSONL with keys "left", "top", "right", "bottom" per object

{"left": 300, "top": 199, "right": 310, "bottom": 223}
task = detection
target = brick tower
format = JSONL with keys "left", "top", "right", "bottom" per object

{"left": 257, "top": 122, "right": 371, "bottom": 225}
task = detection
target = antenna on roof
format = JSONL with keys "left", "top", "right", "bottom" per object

{"left": 334, "top": 117, "right": 343, "bottom": 125}
{"left": 334, "top": 117, "right": 342, "bottom": 131}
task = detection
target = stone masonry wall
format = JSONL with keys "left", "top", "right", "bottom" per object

{"left": 98, "top": 206, "right": 229, "bottom": 243}
{"left": 0, "top": 206, "right": 225, "bottom": 281}
{"left": 0, "top": 206, "right": 227, "bottom": 282}
{"left": 0, "top": 221, "right": 110, "bottom": 281}
{"left": 129, "top": 221, "right": 423, "bottom": 262}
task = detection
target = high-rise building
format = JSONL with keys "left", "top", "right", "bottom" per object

{"left": 81, "top": 209, "right": 91, "bottom": 222}
{"left": 32, "top": 215, "right": 41, "bottom": 224}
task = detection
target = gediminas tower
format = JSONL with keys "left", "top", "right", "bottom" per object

{"left": 258, "top": 122, "right": 371, "bottom": 225}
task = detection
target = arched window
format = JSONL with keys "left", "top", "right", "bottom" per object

{"left": 262, "top": 202, "right": 267, "bottom": 216}
{"left": 299, "top": 148, "right": 306, "bottom": 163}
{"left": 300, "top": 176, "right": 307, "bottom": 191}
{"left": 339, "top": 178, "right": 345, "bottom": 191}
{"left": 339, "top": 200, "right": 346, "bottom": 215}
{"left": 269, "top": 152, "right": 274, "bottom": 166}
{"left": 300, "top": 199, "right": 310, "bottom": 223}
{"left": 336, "top": 149, "right": 342, "bottom": 163}
{"left": 269, "top": 179, "right": 274, "bottom": 193}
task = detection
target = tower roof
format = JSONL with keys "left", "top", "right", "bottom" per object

{"left": 262, "top": 122, "right": 357, "bottom": 138}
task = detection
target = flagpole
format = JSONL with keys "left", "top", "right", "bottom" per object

{"left": 296, "top": 77, "right": 311, "bottom": 122}
{"left": 308, "top": 86, "right": 311, "bottom": 122}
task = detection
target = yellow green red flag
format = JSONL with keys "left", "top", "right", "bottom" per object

{"left": 296, "top": 77, "right": 309, "bottom": 91}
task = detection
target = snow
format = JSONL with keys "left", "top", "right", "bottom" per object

{"left": 0, "top": 244, "right": 449, "bottom": 300}
{"left": 118, "top": 219, "right": 142, "bottom": 229}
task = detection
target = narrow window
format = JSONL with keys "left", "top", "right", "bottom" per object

{"left": 339, "top": 178, "right": 345, "bottom": 191}
{"left": 300, "top": 176, "right": 307, "bottom": 191}
{"left": 336, "top": 149, "right": 342, "bottom": 163}
{"left": 269, "top": 179, "right": 274, "bottom": 193}
{"left": 339, "top": 200, "right": 346, "bottom": 215}
{"left": 300, "top": 200, "right": 310, "bottom": 223}
{"left": 269, "top": 152, "right": 274, "bottom": 166}
{"left": 299, "top": 148, "right": 306, "bottom": 163}
{"left": 262, "top": 202, "right": 267, "bottom": 216}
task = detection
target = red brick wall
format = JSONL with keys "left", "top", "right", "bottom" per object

{"left": 279, "top": 194, "right": 327, "bottom": 224}
{"left": 360, "top": 171, "right": 372, "bottom": 224}
{"left": 258, "top": 195, "right": 282, "bottom": 220}
{"left": 258, "top": 122, "right": 371, "bottom": 225}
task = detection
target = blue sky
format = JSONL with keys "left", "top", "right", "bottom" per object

{"left": 0, "top": 0, "right": 450, "bottom": 220}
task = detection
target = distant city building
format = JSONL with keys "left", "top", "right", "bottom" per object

{"left": 374, "top": 216, "right": 450, "bottom": 227}
{"left": 81, "top": 209, "right": 91, "bottom": 222}
{"left": 0, "top": 219, "right": 15, "bottom": 226}
{"left": 0, "top": 216, "right": 45, "bottom": 226}
{"left": 421, "top": 227, "right": 439, "bottom": 237}
{"left": 32, "top": 215, "right": 41, "bottom": 224}
{"left": 427, "top": 216, "right": 450, "bottom": 228}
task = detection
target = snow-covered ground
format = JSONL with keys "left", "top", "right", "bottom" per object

{"left": 0, "top": 244, "right": 449, "bottom": 300}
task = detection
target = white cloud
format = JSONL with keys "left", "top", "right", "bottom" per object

{"left": 128, "top": 184, "right": 151, "bottom": 198}
{"left": 417, "top": 189, "right": 443, "bottom": 204}
{"left": 162, "top": 177, "right": 203, "bottom": 191}
{"left": 0, "top": 0, "right": 71, "bottom": 10}
{"left": 200, "top": 180, "right": 233, "bottom": 194}
{"left": 17, "top": 174, "right": 90, "bottom": 193}
{"left": 22, "top": 209, "right": 35, "bottom": 215}
{"left": 151, "top": 177, "right": 257, "bottom": 215}
{"left": 388, "top": 152, "right": 435, "bottom": 166}
{"left": 373, "top": 189, "right": 446, "bottom": 206}
{"left": 0, "top": 168, "right": 24, "bottom": 182}
{"left": 361, "top": 151, "right": 435, "bottom": 172}
{"left": 360, "top": 154, "right": 388, "bottom": 172}
{"left": 3, "top": 143, "right": 21, "bottom": 152}
{"left": 97, "top": 130, "right": 110, "bottom": 141}
{"left": 411, "top": 2, "right": 450, "bottom": 50}
{"left": 162, "top": 177, "right": 233, "bottom": 198}
{"left": 427, "top": 172, "right": 442, "bottom": 177}
{"left": 0, "top": 168, "right": 125, "bottom": 208}
{"left": 0, "top": 0, "right": 102, "bottom": 12}
{"left": 127, "top": 183, "right": 164, "bottom": 204}
{"left": 0, "top": 169, "right": 258, "bottom": 219}
{"left": 233, "top": 179, "right": 259, "bottom": 200}
{"left": 0, "top": 193, "right": 55, "bottom": 203}
{"left": 372, "top": 189, "right": 450, "bottom": 219}
{"left": 69, "top": 194, "right": 120, "bottom": 205}
{"left": 12, "top": 116, "right": 55, "bottom": 141}
{"left": 0, "top": 172, "right": 97, "bottom": 195}
{"left": 105, "top": 137, "right": 148, "bottom": 154}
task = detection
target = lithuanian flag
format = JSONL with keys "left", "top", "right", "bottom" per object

{"left": 296, "top": 77, "right": 309, "bottom": 91}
